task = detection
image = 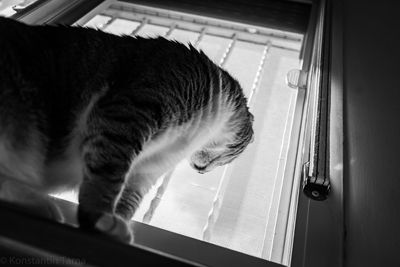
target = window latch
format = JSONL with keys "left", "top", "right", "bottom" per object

{"left": 286, "top": 69, "right": 308, "bottom": 90}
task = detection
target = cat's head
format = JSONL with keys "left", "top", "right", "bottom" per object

{"left": 190, "top": 113, "right": 254, "bottom": 173}
{"left": 190, "top": 104, "right": 254, "bottom": 174}
{"left": 188, "top": 51, "right": 254, "bottom": 173}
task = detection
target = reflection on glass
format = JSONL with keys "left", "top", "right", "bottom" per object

{"left": 197, "top": 35, "right": 231, "bottom": 64}
{"left": 140, "top": 45, "right": 300, "bottom": 259}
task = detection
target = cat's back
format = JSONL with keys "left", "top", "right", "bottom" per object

{"left": 0, "top": 18, "right": 111, "bottom": 189}
{"left": 0, "top": 18, "right": 121, "bottom": 142}
{"left": 0, "top": 20, "right": 150, "bottom": 191}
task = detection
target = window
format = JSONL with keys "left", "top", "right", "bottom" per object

{"left": 4, "top": 0, "right": 346, "bottom": 266}
{"left": 54, "top": 2, "right": 305, "bottom": 265}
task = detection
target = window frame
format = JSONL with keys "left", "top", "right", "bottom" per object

{"left": 290, "top": 0, "right": 344, "bottom": 266}
{"left": 1, "top": 0, "right": 344, "bottom": 266}
{"left": 10, "top": 0, "right": 107, "bottom": 25}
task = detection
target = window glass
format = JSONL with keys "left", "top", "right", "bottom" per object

{"left": 54, "top": 5, "right": 303, "bottom": 265}
{"left": 197, "top": 35, "right": 231, "bottom": 64}
{"left": 224, "top": 41, "right": 266, "bottom": 97}
{"left": 210, "top": 48, "right": 299, "bottom": 257}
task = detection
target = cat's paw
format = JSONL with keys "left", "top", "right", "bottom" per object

{"left": 94, "top": 213, "right": 134, "bottom": 244}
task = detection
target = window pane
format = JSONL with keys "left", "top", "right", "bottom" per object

{"left": 209, "top": 48, "right": 299, "bottom": 257}
{"left": 84, "top": 15, "right": 112, "bottom": 29}
{"left": 224, "top": 41, "right": 266, "bottom": 97}
{"left": 56, "top": 4, "right": 304, "bottom": 265}
{"left": 168, "top": 29, "right": 199, "bottom": 45}
{"left": 197, "top": 35, "right": 231, "bottom": 64}
{"left": 103, "top": 18, "right": 140, "bottom": 36}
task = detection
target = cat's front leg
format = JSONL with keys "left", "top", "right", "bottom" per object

{"left": 115, "top": 173, "right": 157, "bottom": 220}
{"left": 115, "top": 184, "right": 144, "bottom": 221}
{"left": 78, "top": 130, "right": 135, "bottom": 243}
{"left": 77, "top": 96, "right": 157, "bottom": 243}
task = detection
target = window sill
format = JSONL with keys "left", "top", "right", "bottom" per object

{"left": 0, "top": 199, "right": 283, "bottom": 267}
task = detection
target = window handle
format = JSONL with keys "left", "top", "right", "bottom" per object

{"left": 286, "top": 67, "right": 331, "bottom": 201}
{"left": 285, "top": 0, "right": 331, "bottom": 201}
{"left": 301, "top": 0, "right": 331, "bottom": 201}
{"left": 286, "top": 68, "right": 330, "bottom": 201}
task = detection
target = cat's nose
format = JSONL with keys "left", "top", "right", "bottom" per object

{"left": 193, "top": 163, "right": 207, "bottom": 173}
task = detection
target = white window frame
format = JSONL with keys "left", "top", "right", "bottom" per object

{"left": 290, "top": 1, "right": 344, "bottom": 266}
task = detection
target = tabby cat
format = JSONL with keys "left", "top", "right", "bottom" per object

{"left": 0, "top": 17, "right": 254, "bottom": 243}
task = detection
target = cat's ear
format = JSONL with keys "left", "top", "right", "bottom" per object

{"left": 248, "top": 112, "right": 254, "bottom": 123}
{"left": 248, "top": 113, "right": 255, "bottom": 143}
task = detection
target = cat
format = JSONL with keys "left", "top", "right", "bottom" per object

{"left": 0, "top": 17, "right": 254, "bottom": 243}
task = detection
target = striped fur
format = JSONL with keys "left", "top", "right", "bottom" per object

{"left": 0, "top": 17, "right": 254, "bottom": 242}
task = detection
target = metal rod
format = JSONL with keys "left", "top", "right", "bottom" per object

{"left": 164, "top": 22, "right": 176, "bottom": 38}
{"left": 302, "top": 0, "right": 331, "bottom": 201}
{"left": 219, "top": 34, "right": 237, "bottom": 67}
{"left": 248, "top": 42, "right": 271, "bottom": 105}
{"left": 140, "top": 17, "right": 255, "bottom": 230}
{"left": 130, "top": 17, "right": 148, "bottom": 36}
{"left": 194, "top": 27, "right": 207, "bottom": 48}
